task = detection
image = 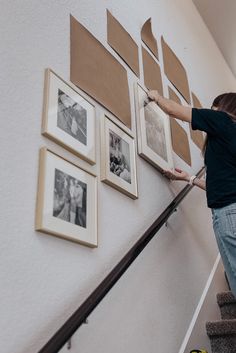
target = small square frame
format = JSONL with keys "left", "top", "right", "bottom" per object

{"left": 100, "top": 114, "right": 138, "bottom": 199}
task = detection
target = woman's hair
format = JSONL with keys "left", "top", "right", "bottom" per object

{"left": 202, "top": 92, "right": 236, "bottom": 155}
{"left": 212, "top": 92, "right": 236, "bottom": 119}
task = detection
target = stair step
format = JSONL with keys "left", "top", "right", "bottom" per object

{"left": 206, "top": 319, "right": 236, "bottom": 353}
{"left": 217, "top": 292, "right": 236, "bottom": 319}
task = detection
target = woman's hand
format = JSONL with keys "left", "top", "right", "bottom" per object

{"left": 147, "top": 90, "right": 160, "bottom": 103}
{"left": 163, "top": 168, "right": 190, "bottom": 182}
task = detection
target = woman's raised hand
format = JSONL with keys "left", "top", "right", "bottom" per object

{"left": 147, "top": 90, "right": 160, "bottom": 103}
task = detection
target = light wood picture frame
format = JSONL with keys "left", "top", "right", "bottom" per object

{"left": 42, "top": 68, "right": 96, "bottom": 164}
{"left": 35, "top": 147, "right": 98, "bottom": 247}
{"left": 134, "top": 83, "right": 174, "bottom": 171}
{"left": 100, "top": 114, "right": 138, "bottom": 199}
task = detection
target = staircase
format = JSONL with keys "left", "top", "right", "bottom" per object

{"left": 206, "top": 291, "right": 236, "bottom": 353}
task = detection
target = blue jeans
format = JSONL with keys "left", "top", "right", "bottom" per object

{"left": 212, "top": 203, "right": 236, "bottom": 297}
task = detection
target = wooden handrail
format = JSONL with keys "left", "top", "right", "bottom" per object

{"left": 38, "top": 167, "right": 205, "bottom": 353}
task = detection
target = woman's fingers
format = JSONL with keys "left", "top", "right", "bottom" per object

{"left": 147, "top": 90, "right": 159, "bottom": 101}
{"left": 175, "top": 168, "right": 183, "bottom": 173}
{"left": 163, "top": 170, "right": 176, "bottom": 180}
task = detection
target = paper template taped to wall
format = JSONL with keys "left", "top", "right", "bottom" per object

{"left": 192, "top": 92, "right": 202, "bottom": 109}
{"left": 142, "top": 47, "right": 163, "bottom": 95}
{"left": 190, "top": 92, "right": 205, "bottom": 149}
{"left": 141, "top": 18, "right": 158, "bottom": 59}
{"left": 168, "top": 87, "right": 191, "bottom": 165}
{"left": 107, "top": 10, "right": 139, "bottom": 77}
{"left": 162, "top": 37, "right": 190, "bottom": 104}
{"left": 70, "top": 15, "right": 131, "bottom": 128}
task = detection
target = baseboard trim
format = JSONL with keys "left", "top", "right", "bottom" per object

{"left": 178, "top": 253, "right": 221, "bottom": 353}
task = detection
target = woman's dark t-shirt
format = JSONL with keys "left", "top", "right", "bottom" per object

{"left": 192, "top": 108, "right": 236, "bottom": 208}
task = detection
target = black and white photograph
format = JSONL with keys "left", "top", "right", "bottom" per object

{"left": 53, "top": 168, "right": 87, "bottom": 228}
{"left": 57, "top": 89, "right": 87, "bottom": 145}
{"left": 35, "top": 148, "right": 97, "bottom": 247}
{"left": 101, "top": 115, "right": 138, "bottom": 199}
{"left": 134, "top": 83, "right": 173, "bottom": 172}
{"left": 42, "top": 69, "right": 96, "bottom": 164}
{"left": 109, "top": 129, "right": 131, "bottom": 184}
{"left": 144, "top": 103, "right": 168, "bottom": 162}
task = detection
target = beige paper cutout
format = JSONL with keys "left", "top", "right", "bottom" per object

{"left": 190, "top": 92, "right": 205, "bottom": 149}
{"left": 192, "top": 92, "right": 202, "bottom": 108}
{"left": 141, "top": 18, "right": 158, "bottom": 59}
{"left": 162, "top": 37, "right": 190, "bottom": 104}
{"left": 70, "top": 15, "right": 131, "bottom": 128}
{"left": 168, "top": 87, "right": 192, "bottom": 165}
{"left": 142, "top": 47, "right": 163, "bottom": 95}
{"left": 107, "top": 10, "right": 139, "bottom": 77}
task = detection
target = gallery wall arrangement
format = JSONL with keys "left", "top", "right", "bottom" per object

{"left": 35, "top": 10, "right": 205, "bottom": 246}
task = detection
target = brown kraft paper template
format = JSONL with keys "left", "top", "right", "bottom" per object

{"left": 190, "top": 92, "right": 205, "bottom": 149}
{"left": 70, "top": 15, "right": 131, "bottom": 128}
{"left": 141, "top": 18, "right": 158, "bottom": 59}
{"left": 107, "top": 10, "right": 139, "bottom": 77}
{"left": 142, "top": 47, "right": 163, "bottom": 95}
{"left": 168, "top": 87, "right": 191, "bottom": 165}
{"left": 162, "top": 37, "right": 190, "bottom": 104}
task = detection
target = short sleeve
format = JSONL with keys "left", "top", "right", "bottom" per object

{"left": 191, "top": 108, "right": 230, "bottom": 135}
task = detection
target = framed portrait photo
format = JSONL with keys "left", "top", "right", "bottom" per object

{"left": 100, "top": 115, "right": 138, "bottom": 199}
{"left": 35, "top": 147, "right": 97, "bottom": 247}
{"left": 42, "top": 69, "right": 96, "bottom": 164}
{"left": 134, "top": 83, "right": 174, "bottom": 171}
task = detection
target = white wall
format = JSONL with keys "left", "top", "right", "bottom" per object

{"left": 0, "top": 1, "right": 236, "bottom": 353}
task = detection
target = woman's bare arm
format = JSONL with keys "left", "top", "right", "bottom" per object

{"left": 148, "top": 90, "right": 192, "bottom": 123}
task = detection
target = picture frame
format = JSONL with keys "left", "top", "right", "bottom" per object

{"left": 134, "top": 83, "right": 174, "bottom": 171}
{"left": 35, "top": 147, "right": 97, "bottom": 247}
{"left": 100, "top": 114, "right": 138, "bottom": 199}
{"left": 42, "top": 68, "right": 96, "bottom": 165}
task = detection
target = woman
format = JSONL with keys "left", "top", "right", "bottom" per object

{"left": 148, "top": 90, "right": 236, "bottom": 297}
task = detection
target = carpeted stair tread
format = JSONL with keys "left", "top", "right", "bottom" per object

{"left": 206, "top": 320, "right": 236, "bottom": 353}
{"left": 217, "top": 291, "right": 236, "bottom": 320}
{"left": 217, "top": 292, "right": 236, "bottom": 306}
{"left": 206, "top": 319, "right": 236, "bottom": 336}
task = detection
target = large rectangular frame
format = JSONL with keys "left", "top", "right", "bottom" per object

{"left": 42, "top": 68, "right": 96, "bottom": 164}
{"left": 134, "top": 83, "right": 174, "bottom": 171}
{"left": 100, "top": 114, "right": 138, "bottom": 199}
{"left": 35, "top": 147, "right": 98, "bottom": 247}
